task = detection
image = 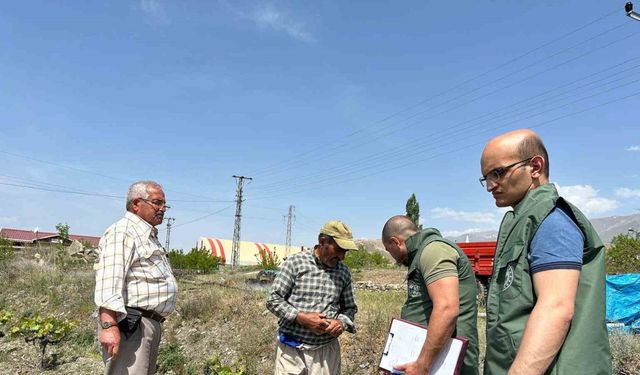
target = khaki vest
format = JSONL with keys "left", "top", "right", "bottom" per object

{"left": 401, "top": 228, "right": 479, "bottom": 375}
{"left": 484, "top": 183, "right": 611, "bottom": 375}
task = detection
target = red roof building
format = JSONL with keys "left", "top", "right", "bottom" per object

{"left": 0, "top": 228, "right": 101, "bottom": 249}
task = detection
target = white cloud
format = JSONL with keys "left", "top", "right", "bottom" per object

{"left": 251, "top": 4, "right": 314, "bottom": 42}
{"left": 555, "top": 184, "right": 618, "bottom": 216}
{"left": 430, "top": 207, "right": 499, "bottom": 225}
{"left": 626, "top": 145, "right": 640, "bottom": 152}
{"left": 616, "top": 187, "right": 640, "bottom": 199}
{"left": 139, "top": 0, "right": 168, "bottom": 24}
{"left": 225, "top": 2, "right": 314, "bottom": 43}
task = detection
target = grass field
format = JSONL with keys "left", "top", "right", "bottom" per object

{"left": 0, "top": 256, "right": 637, "bottom": 374}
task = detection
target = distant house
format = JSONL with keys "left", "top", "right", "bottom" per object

{"left": 0, "top": 228, "right": 101, "bottom": 250}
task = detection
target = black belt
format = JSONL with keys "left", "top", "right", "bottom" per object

{"left": 127, "top": 307, "right": 166, "bottom": 323}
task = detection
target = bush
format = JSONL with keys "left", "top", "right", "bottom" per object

{"left": 0, "top": 236, "right": 14, "bottom": 263}
{"left": 343, "top": 245, "right": 390, "bottom": 269}
{"left": 168, "top": 248, "right": 220, "bottom": 273}
{"left": 606, "top": 234, "right": 640, "bottom": 274}
{"left": 255, "top": 248, "right": 280, "bottom": 270}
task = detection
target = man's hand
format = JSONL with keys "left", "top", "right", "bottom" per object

{"left": 324, "top": 319, "right": 344, "bottom": 337}
{"left": 393, "top": 361, "right": 428, "bottom": 375}
{"left": 99, "top": 326, "right": 121, "bottom": 358}
{"left": 295, "top": 312, "right": 329, "bottom": 335}
{"left": 99, "top": 308, "right": 121, "bottom": 358}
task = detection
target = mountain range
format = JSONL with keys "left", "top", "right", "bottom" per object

{"left": 357, "top": 213, "right": 640, "bottom": 253}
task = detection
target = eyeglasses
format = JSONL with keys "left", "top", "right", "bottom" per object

{"left": 479, "top": 157, "right": 533, "bottom": 187}
{"left": 139, "top": 198, "right": 171, "bottom": 210}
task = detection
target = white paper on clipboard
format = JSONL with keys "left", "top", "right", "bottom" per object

{"left": 379, "top": 318, "right": 468, "bottom": 375}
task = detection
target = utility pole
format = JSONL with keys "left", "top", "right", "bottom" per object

{"left": 285, "top": 205, "right": 295, "bottom": 256}
{"left": 231, "top": 175, "right": 252, "bottom": 267}
{"left": 164, "top": 217, "right": 175, "bottom": 251}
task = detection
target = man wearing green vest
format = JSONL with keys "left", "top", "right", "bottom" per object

{"left": 480, "top": 129, "right": 611, "bottom": 375}
{"left": 382, "top": 215, "right": 479, "bottom": 375}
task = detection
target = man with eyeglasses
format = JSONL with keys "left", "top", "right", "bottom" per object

{"left": 94, "top": 180, "right": 177, "bottom": 375}
{"left": 266, "top": 220, "right": 358, "bottom": 375}
{"left": 480, "top": 130, "right": 610, "bottom": 375}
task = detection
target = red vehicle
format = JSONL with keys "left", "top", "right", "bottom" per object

{"left": 456, "top": 241, "right": 497, "bottom": 294}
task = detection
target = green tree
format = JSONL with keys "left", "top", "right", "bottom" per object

{"left": 606, "top": 234, "right": 640, "bottom": 274}
{"left": 405, "top": 193, "right": 423, "bottom": 229}
{"left": 55, "top": 223, "right": 69, "bottom": 243}
{"left": 0, "top": 236, "right": 13, "bottom": 262}
{"left": 53, "top": 223, "right": 71, "bottom": 268}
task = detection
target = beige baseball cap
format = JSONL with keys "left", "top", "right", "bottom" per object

{"left": 320, "top": 220, "right": 358, "bottom": 251}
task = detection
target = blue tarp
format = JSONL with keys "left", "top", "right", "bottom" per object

{"left": 606, "top": 273, "right": 640, "bottom": 329}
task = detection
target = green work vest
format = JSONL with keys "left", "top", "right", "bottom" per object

{"left": 484, "top": 183, "right": 611, "bottom": 375}
{"left": 401, "top": 228, "right": 479, "bottom": 375}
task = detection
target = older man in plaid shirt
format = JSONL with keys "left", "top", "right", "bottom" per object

{"left": 267, "top": 220, "right": 359, "bottom": 375}
{"left": 95, "top": 181, "right": 177, "bottom": 375}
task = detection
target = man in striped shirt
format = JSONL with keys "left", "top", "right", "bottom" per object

{"left": 94, "top": 180, "right": 177, "bottom": 375}
{"left": 267, "top": 220, "right": 358, "bottom": 375}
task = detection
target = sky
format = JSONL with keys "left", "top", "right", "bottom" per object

{"left": 1, "top": 0, "right": 639, "bottom": 251}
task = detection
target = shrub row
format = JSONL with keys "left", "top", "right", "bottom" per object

{"left": 167, "top": 248, "right": 220, "bottom": 273}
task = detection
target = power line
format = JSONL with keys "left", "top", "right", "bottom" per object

{"left": 0, "top": 150, "right": 225, "bottom": 201}
{"left": 171, "top": 205, "right": 235, "bottom": 229}
{"left": 251, "top": 54, "right": 640, "bottom": 193}
{"left": 0, "top": 174, "right": 234, "bottom": 203}
{"left": 248, "top": 88, "right": 640, "bottom": 200}
{"left": 252, "top": 23, "right": 637, "bottom": 186}
{"left": 250, "top": 7, "right": 620, "bottom": 178}
{"left": 252, "top": 78, "right": 640, "bottom": 197}
{"left": 0, "top": 181, "right": 123, "bottom": 199}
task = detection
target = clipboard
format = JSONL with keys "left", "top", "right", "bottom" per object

{"left": 379, "top": 318, "right": 468, "bottom": 375}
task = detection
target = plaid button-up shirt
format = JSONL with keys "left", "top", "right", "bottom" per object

{"left": 266, "top": 250, "right": 357, "bottom": 345}
{"left": 94, "top": 212, "right": 178, "bottom": 321}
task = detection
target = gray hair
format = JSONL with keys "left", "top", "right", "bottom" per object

{"left": 126, "top": 180, "right": 162, "bottom": 210}
{"left": 382, "top": 215, "right": 418, "bottom": 242}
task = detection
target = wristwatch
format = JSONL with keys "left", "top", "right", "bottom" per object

{"left": 101, "top": 320, "right": 117, "bottom": 329}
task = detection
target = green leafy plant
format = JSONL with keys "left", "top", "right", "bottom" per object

{"left": 255, "top": 247, "right": 280, "bottom": 270}
{"left": 0, "top": 236, "right": 14, "bottom": 263}
{"left": 204, "top": 355, "right": 247, "bottom": 375}
{"left": 606, "top": 234, "right": 640, "bottom": 274}
{"left": 10, "top": 314, "right": 74, "bottom": 369}
{"left": 343, "top": 244, "right": 390, "bottom": 269}
{"left": 168, "top": 248, "right": 220, "bottom": 273}
{"left": 0, "top": 310, "right": 13, "bottom": 338}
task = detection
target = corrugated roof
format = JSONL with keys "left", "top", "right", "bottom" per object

{"left": 0, "top": 228, "right": 100, "bottom": 247}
